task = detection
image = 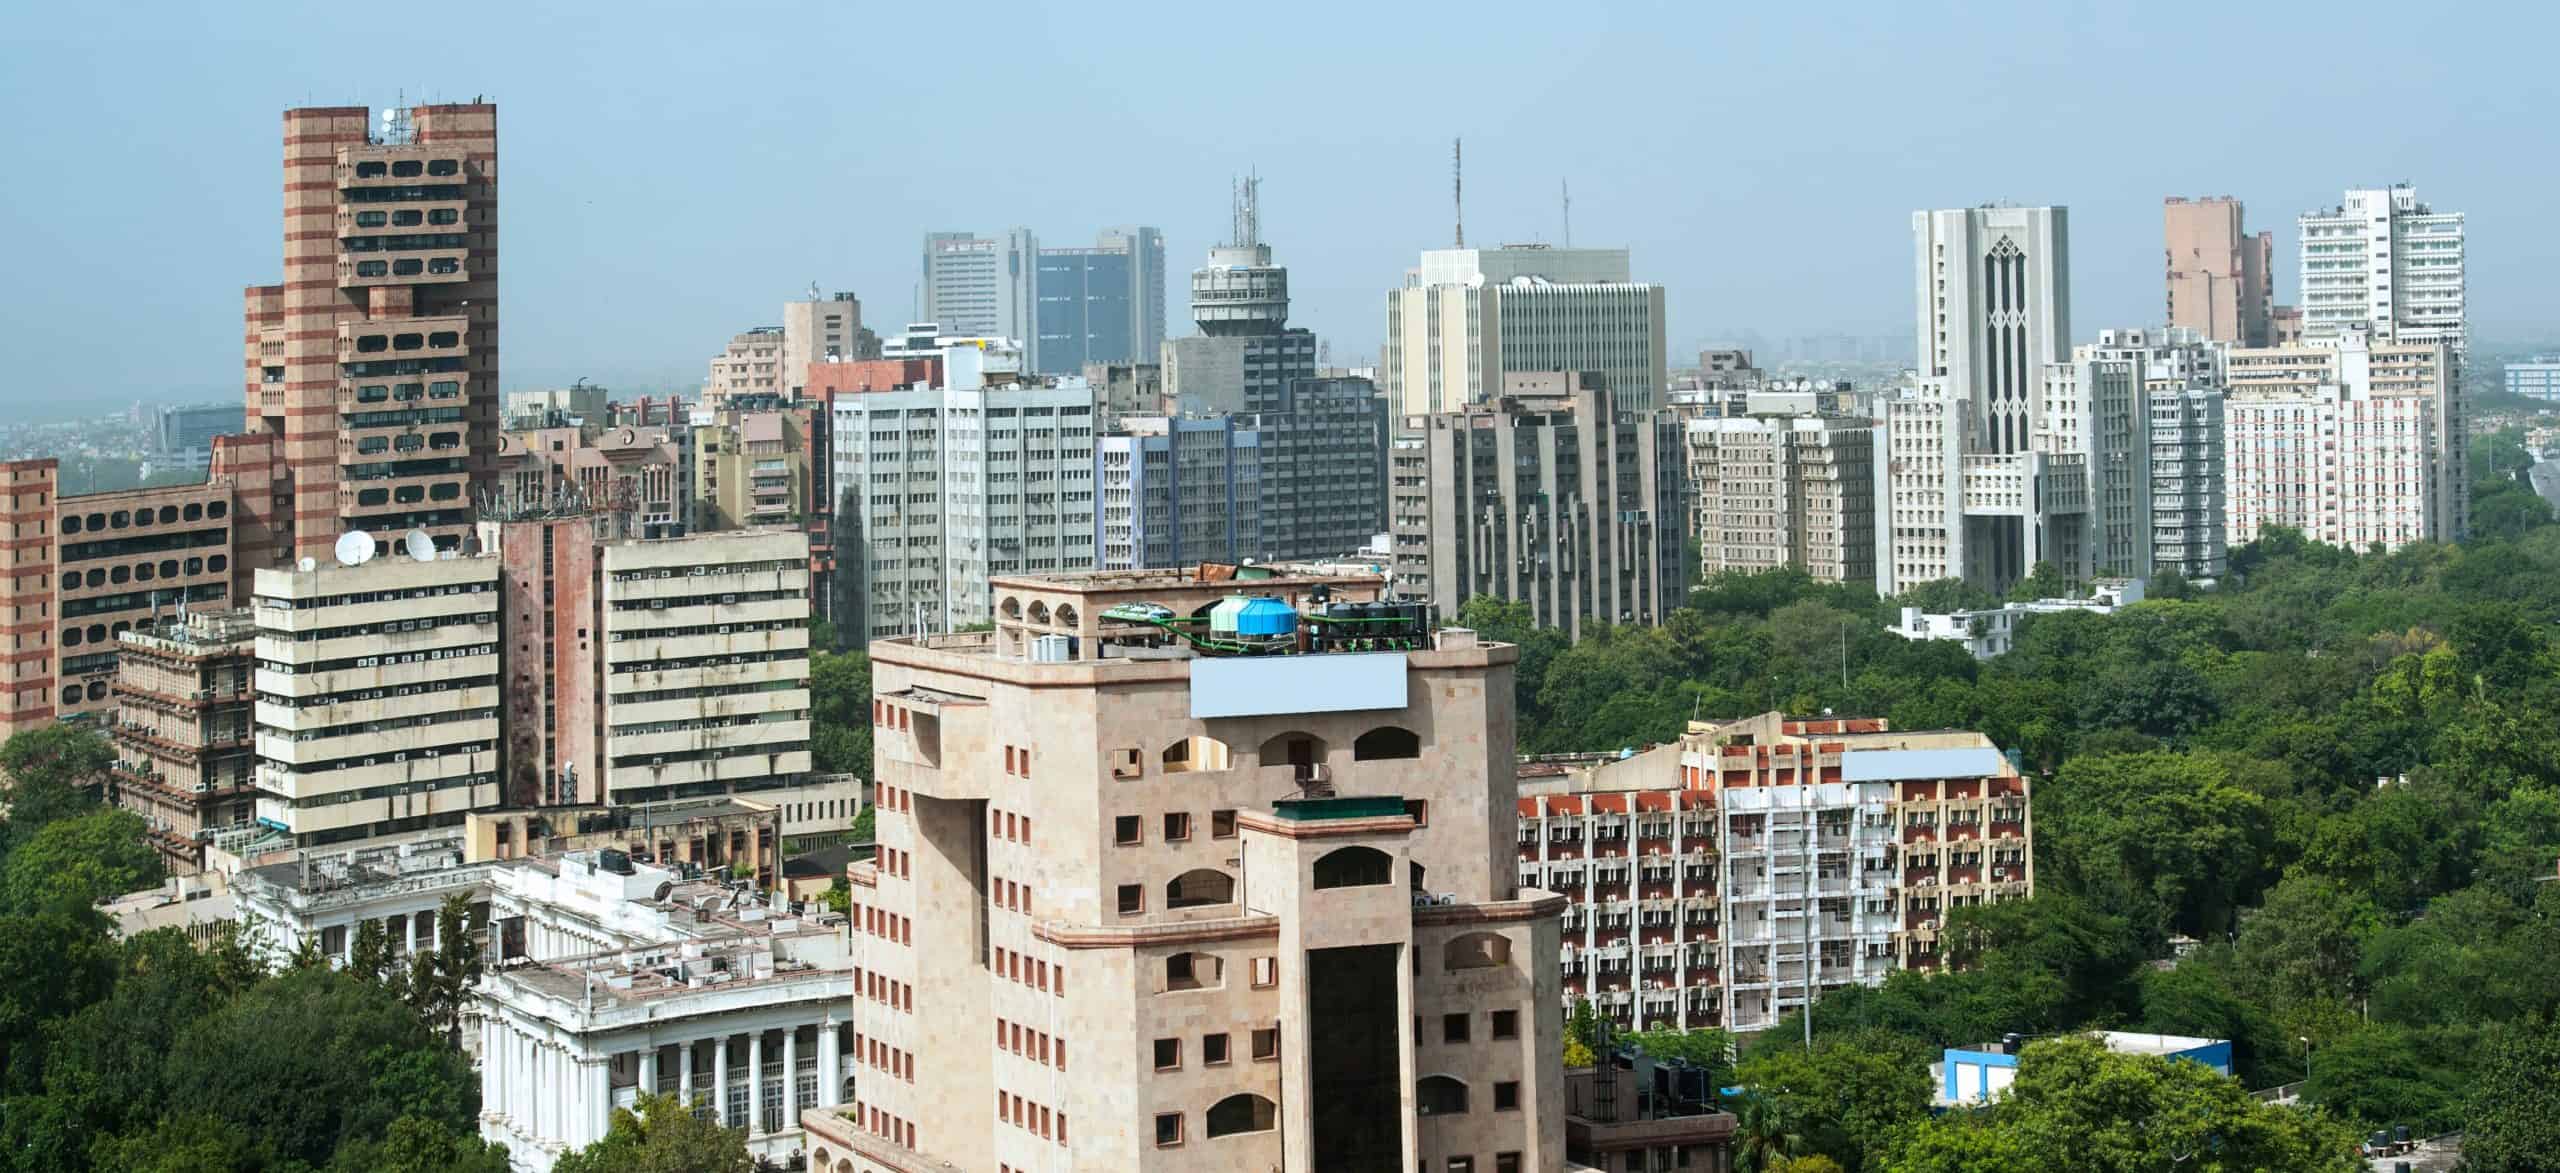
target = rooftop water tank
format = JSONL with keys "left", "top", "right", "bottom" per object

{"left": 1234, "top": 596, "right": 1298, "bottom": 638}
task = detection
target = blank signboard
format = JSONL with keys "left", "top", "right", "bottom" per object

{"left": 1190, "top": 653, "right": 1408, "bottom": 719}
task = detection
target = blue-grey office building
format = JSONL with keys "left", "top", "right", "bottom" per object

{"left": 2507, "top": 356, "right": 2560, "bottom": 402}
{"left": 1037, "top": 227, "right": 1165, "bottom": 375}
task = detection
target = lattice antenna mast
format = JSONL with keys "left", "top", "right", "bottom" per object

{"left": 1453, "top": 138, "right": 1464, "bottom": 248}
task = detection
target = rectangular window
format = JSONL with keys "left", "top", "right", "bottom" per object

{"left": 1443, "top": 1013, "right": 1470, "bottom": 1043}
{"left": 1114, "top": 815, "right": 1141, "bottom": 846}
{"left": 1211, "top": 808, "right": 1237, "bottom": 838}
{"left": 1497, "top": 1155, "right": 1522, "bottom": 1173}
{"left": 1153, "top": 1038, "right": 1181, "bottom": 1070}
{"left": 1163, "top": 812, "right": 1191, "bottom": 841}
{"left": 1154, "top": 1112, "right": 1182, "bottom": 1148}
{"left": 1251, "top": 1027, "right": 1280, "bottom": 1061}
{"left": 1117, "top": 884, "right": 1144, "bottom": 915}
{"left": 1450, "top": 1159, "right": 1474, "bottom": 1173}
{"left": 1251, "top": 956, "right": 1277, "bottom": 988}
{"left": 1491, "top": 1010, "right": 1519, "bottom": 1040}
{"left": 1494, "top": 1081, "right": 1520, "bottom": 1111}
{"left": 1202, "top": 1033, "right": 1230, "bottom": 1065}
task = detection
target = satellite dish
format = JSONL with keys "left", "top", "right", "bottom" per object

{"left": 334, "top": 530, "right": 377, "bottom": 567}
{"left": 297, "top": 556, "right": 318, "bottom": 573}
{"left": 404, "top": 529, "right": 436, "bottom": 562}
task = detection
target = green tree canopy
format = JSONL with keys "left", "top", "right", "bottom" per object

{"left": 551, "top": 1092, "right": 756, "bottom": 1173}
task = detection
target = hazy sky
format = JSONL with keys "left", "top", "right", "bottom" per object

{"left": 4, "top": 1, "right": 2555, "bottom": 408}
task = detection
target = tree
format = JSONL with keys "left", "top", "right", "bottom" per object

{"left": 0, "top": 725, "right": 114, "bottom": 854}
{"left": 2038, "top": 752, "right": 2274, "bottom": 943}
{"left": 83, "top": 1113, "right": 273, "bottom": 1173}
{"left": 2006, "top": 560, "right": 2073, "bottom": 602}
{"left": 551, "top": 1091, "right": 756, "bottom": 1173}
{"left": 404, "top": 894, "right": 484, "bottom": 1046}
{"left": 2230, "top": 873, "right": 2379, "bottom": 1014}
{"left": 809, "top": 650, "right": 873, "bottom": 778}
{"left": 2465, "top": 1015, "right": 2560, "bottom": 1172}
{"left": 325, "top": 1113, "right": 512, "bottom": 1173}
{"left": 1731, "top": 1092, "right": 1808, "bottom": 1173}
{"left": 1770, "top": 1157, "right": 1848, "bottom": 1173}
{"left": 3, "top": 805, "right": 164, "bottom": 913}
{"left": 1736, "top": 1029, "right": 1932, "bottom": 1172}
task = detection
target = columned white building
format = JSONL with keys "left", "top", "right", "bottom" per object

{"left": 477, "top": 850, "right": 854, "bottom": 1170}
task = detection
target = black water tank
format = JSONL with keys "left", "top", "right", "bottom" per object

{"left": 2394, "top": 1125, "right": 2410, "bottom": 1144}
{"left": 599, "top": 848, "right": 634, "bottom": 875}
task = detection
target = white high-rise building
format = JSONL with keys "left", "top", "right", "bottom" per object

{"left": 828, "top": 345, "right": 1098, "bottom": 640}
{"left": 1881, "top": 207, "right": 2118, "bottom": 596}
{"left": 1382, "top": 245, "right": 1668, "bottom": 415}
{"left": 2225, "top": 326, "right": 2461, "bottom": 551}
{"left": 922, "top": 230, "right": 1040, "bottom": 371}
{"left": 2297, "top": 186, "right": 2465, "bottom": 358}
{"left": 2078, "top": 327, "right": 2230, "bottom": 581}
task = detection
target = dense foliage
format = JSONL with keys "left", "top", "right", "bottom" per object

{"left": 1518, "top": 427, "right": 2560, "bottom": 1166}
{"left": 0, "top": 727, "right": 542, "bottom": 1173}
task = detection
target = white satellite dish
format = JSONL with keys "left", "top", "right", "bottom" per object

{"left": 297, "top": 556, "right": 318, "bottom": 573}
{"left": 334, "top": 530, "right": 378, "bottom": 567}
{"left": 403, "top": 528, "right": 436, "bottom": 563}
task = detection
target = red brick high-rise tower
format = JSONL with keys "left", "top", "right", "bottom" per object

{"left": 242, "top": 103, "right": 498, "bottom": 567}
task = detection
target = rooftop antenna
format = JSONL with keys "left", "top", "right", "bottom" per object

{"left": 1231, "top": 171, "right": 1262, "bottom": 249}
{"left": 1562, "top": 178, "right": 1572, "bottom": 248}
{"left": 1453, "top": 138, "right": 1464, "bottom": 248}
{"left": 333, "top": 530, "right": 378, "bottom": 568}
{"left": 403, "top": 528, "right": 436, "bottom": 563}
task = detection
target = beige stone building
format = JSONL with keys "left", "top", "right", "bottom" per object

{"left": 695, "top": 413, "right": 809, "bottom": 531}
{"left": 599, "top": 530, "right": 812, "bottom": 807}
{"left": 801, "top": 565, "right": 1567, "bottom": 1173}
{"left": 2163, "top": 196, "right": 2273, "bottom": 348}
{"left": 1685, "top": 407, "right": 1873, "bottom": 585}
{"left": 251, "top": 554, "right": 503, "bottom": 848}
{"left": 108, "top": 609, "right": 259, "bottom": 873}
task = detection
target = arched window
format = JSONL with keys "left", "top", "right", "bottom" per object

{"left": 1000, "top": 596, "right": 1022, "bottom": 619}
{"left": 1443, "top": 932, "right": 1512, "bottom": 971}
{"left": 1416, "top": 1075, "right": 1469, "bottom": 1116}
{"left": 1055, "top": 603, "right": 1078, "bottom": 628}
{"left": 1259, "top": 732, "right": 1326, "bottom": 777}
{"left": 1165, "top": 869, "right": 1235, "bottom": 909}
{"left": 1313, "top": 845, "right": 1394, "bottom": 890}
{"left": 1354, "top": 726, "right": 1421, "bottom": 761}
{"left": 1161, "top": 736, "right": 1231, "bottom": 774}
{"left": 1162, "top": 952, "right": 1222, "bottom": 992}
{"left": 1205, "top": 1093, "right": 1276, "bottom": 1137}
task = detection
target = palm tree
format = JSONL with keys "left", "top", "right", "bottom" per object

{"left": 1732, "top": 1093, "right": 1807, "bottom": 1173}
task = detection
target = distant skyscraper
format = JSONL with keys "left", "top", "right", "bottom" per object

{"left": 2164, "top": 196, "right": 2273, "bottom": 347}
{"left": 1167, "top": 180, "right": 1315, "bottom": 415}
{"left": 2077, "top": 326, "right": 2229, "bottom": 581}
{"left": 2297, "top": 186, "right": 2466, "bottom": 358}
{"left": 1382, "top": 246, "right": 1668, "bottom": 414}
{"left": 1035, "top": 227, "right": 1164, "bottom": 374}
{"left": 243, "top": 103, "right": 500, "bottom": 563}
{"left": 922, "top": 229, "right": 1040, "bottom": 366}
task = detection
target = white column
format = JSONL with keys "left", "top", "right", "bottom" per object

{"left": 640, "top": 1044, "right": 659, "bottom": 1096}
{"left": 591, "top": 1057, "right": 612, "bottom": 1145}
{"left": 400, "top": 913, "right": 415, "bottom": 956}
{"left": 535, "top": 1044, "right": 553, "bottom": 1144}
{"left": 748, "top": 1030, "right": 766, "bottom": 1136}
{"left": 679, "top": 1039, "right": 695, "bottom": 1108}
{"left": 816, "top": 1018, "right": 841, "bottom": 1108}
{"left": 714, "top": 1035, "right": 731, "bottom": 1128}
{"left": 783, "top": 1028, "right": 799, "bottom": 1120}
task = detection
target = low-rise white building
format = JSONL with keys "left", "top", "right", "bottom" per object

{"left": 230, "top": 836, "right": 495, "bottom": 967}
{"left": 477, "top": 850, "right": 854, "bottom": 1171}
{"left": 1890, "top": 578, "right": 2147, "bottom": 659}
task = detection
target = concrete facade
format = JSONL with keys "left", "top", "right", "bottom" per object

{"left": 2225, "top": 327, "right": 2464, "bottom": 550}
{"left": 800, "top": 567, "right": 1567, "bottom": 1173}
{"left": 2298, "top": 185, "right": 2466, "bottom": 360}
{"left": 1037, "top": 228, "right": 1166, "bottom": 374}
{"left": 242, "top": 104, "right": 500, "bottom": 567}
{"left": 598, "top": 530, "right": 813, "bottom": 807}
{"left": 108, "top": 609, "right": 260, "bottom": 874}
{"left": 2163, "top": 197, "right": 2273, "bottom": 347}
{"left": 482, "top": 515, "right": 601, "bottom": 808}
{"left": 694, "top": 412, "right": 809, "bottom": 531}
{"left": 1393, "top": 378, "right": 1686, "bottom": 640}
{"left": 250, "top": 554, "right": 504, "bottom": 847}
{"left": 1384, "top": 247, "right": 1669, "bottom": 415}
{"left": 1518, "top": 713, "right": 2033, "bottom": 1034}
{"left": 923, "top": 230, "right": 1041, "bottom": 371}
{"left": 1685, "top": 413, "right": 1875, "bottom": 585}
{"left": 1096, "top": 417, "right": 1263, "bottom": 570}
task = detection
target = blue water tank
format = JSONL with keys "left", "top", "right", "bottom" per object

{"left": 1233, "top": 596, "right": 1299, "bottom": 637}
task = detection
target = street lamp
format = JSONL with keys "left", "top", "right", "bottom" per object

{"left": 2299, "top": 1036, "right": 2314, "bottom": 1093}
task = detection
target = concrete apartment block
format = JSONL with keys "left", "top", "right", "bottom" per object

{"left": 108, "top": 609, "right": 259, "bottom": 874}
{"left": 599, "top": 530, "right": 813, "bottom": 806}
{"left": 1686, "top": 412, "right": 1875, "bottom": 585}
{"left": 250, "top": 553, "right": 504, "bottom": 847}
{"left": 801, "top": 566, "right": 1566, "bottom": 1173}
{"left": 2225, "top": 327, "right": 2464, "bottom": 549}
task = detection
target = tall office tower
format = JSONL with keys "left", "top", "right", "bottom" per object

{"left": 923, "top": 229, "right": 1041, "bottom": 368}
{"left": 598, "top": 530, "right": 813, "bottom": 807}
{"left": 1166, "top": 182, "right": 1316, "bottom": 416}
{"left": 799, "top": 567, "right": 1567, "bottom": 1173}
{"left": 1383, "top": 246, "right": 1669, "bottom": 415}
{"left": 243, "top": 104, "right": 499, "bottom": 565}
{"left": 826, "top": 344, "right": 1101, "bottom": 640}
{"left": 2079, "top": 326, "right": 2230, "bottom": 580}
{"left": 251, "top": 553, "right": 503, "bottom": 849}
{"left": 2164, "top": 197, "right": 2273, "bottom": 347}
{"left": 2298, "top": 186, "right": 2466, "bottom": 359}
{"left": 1095, "top": 416, "right": 1265, "bottom": 569}
{"left": 1259, "top": 376, "right": 1390, "bottom": 560}
{"left": 2225, "top": 326, "right": 2462, "bottom": 550}
{"left": 1687, "top": 400, "right": 1875, "bottom": 584}
{"left": 1037, "top": 227, "right": 1166, "bottom": 374}
{"left": 2044, "top": 356, "right": 2151, "bottom": 579}
{"left": 1517, "top": 712, "right": 2033, "bottom": 1034}
{"left": 1881, "top": 206, "right": 2096, "bottom": 596}
{"left": 1392, "top": 374, "right": 1684, "bottom": 640}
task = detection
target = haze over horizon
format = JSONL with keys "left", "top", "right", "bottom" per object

{"left": 5, "top": 0, "right": 2555, "bottom": 406}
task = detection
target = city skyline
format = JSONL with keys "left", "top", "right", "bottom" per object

{"left": 6, "top": 2, "right": 2558, "bottom": 407}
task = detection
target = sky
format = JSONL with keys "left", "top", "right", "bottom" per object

{"left": 2, "top": 0, "right": 2555, "bottom": 410}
